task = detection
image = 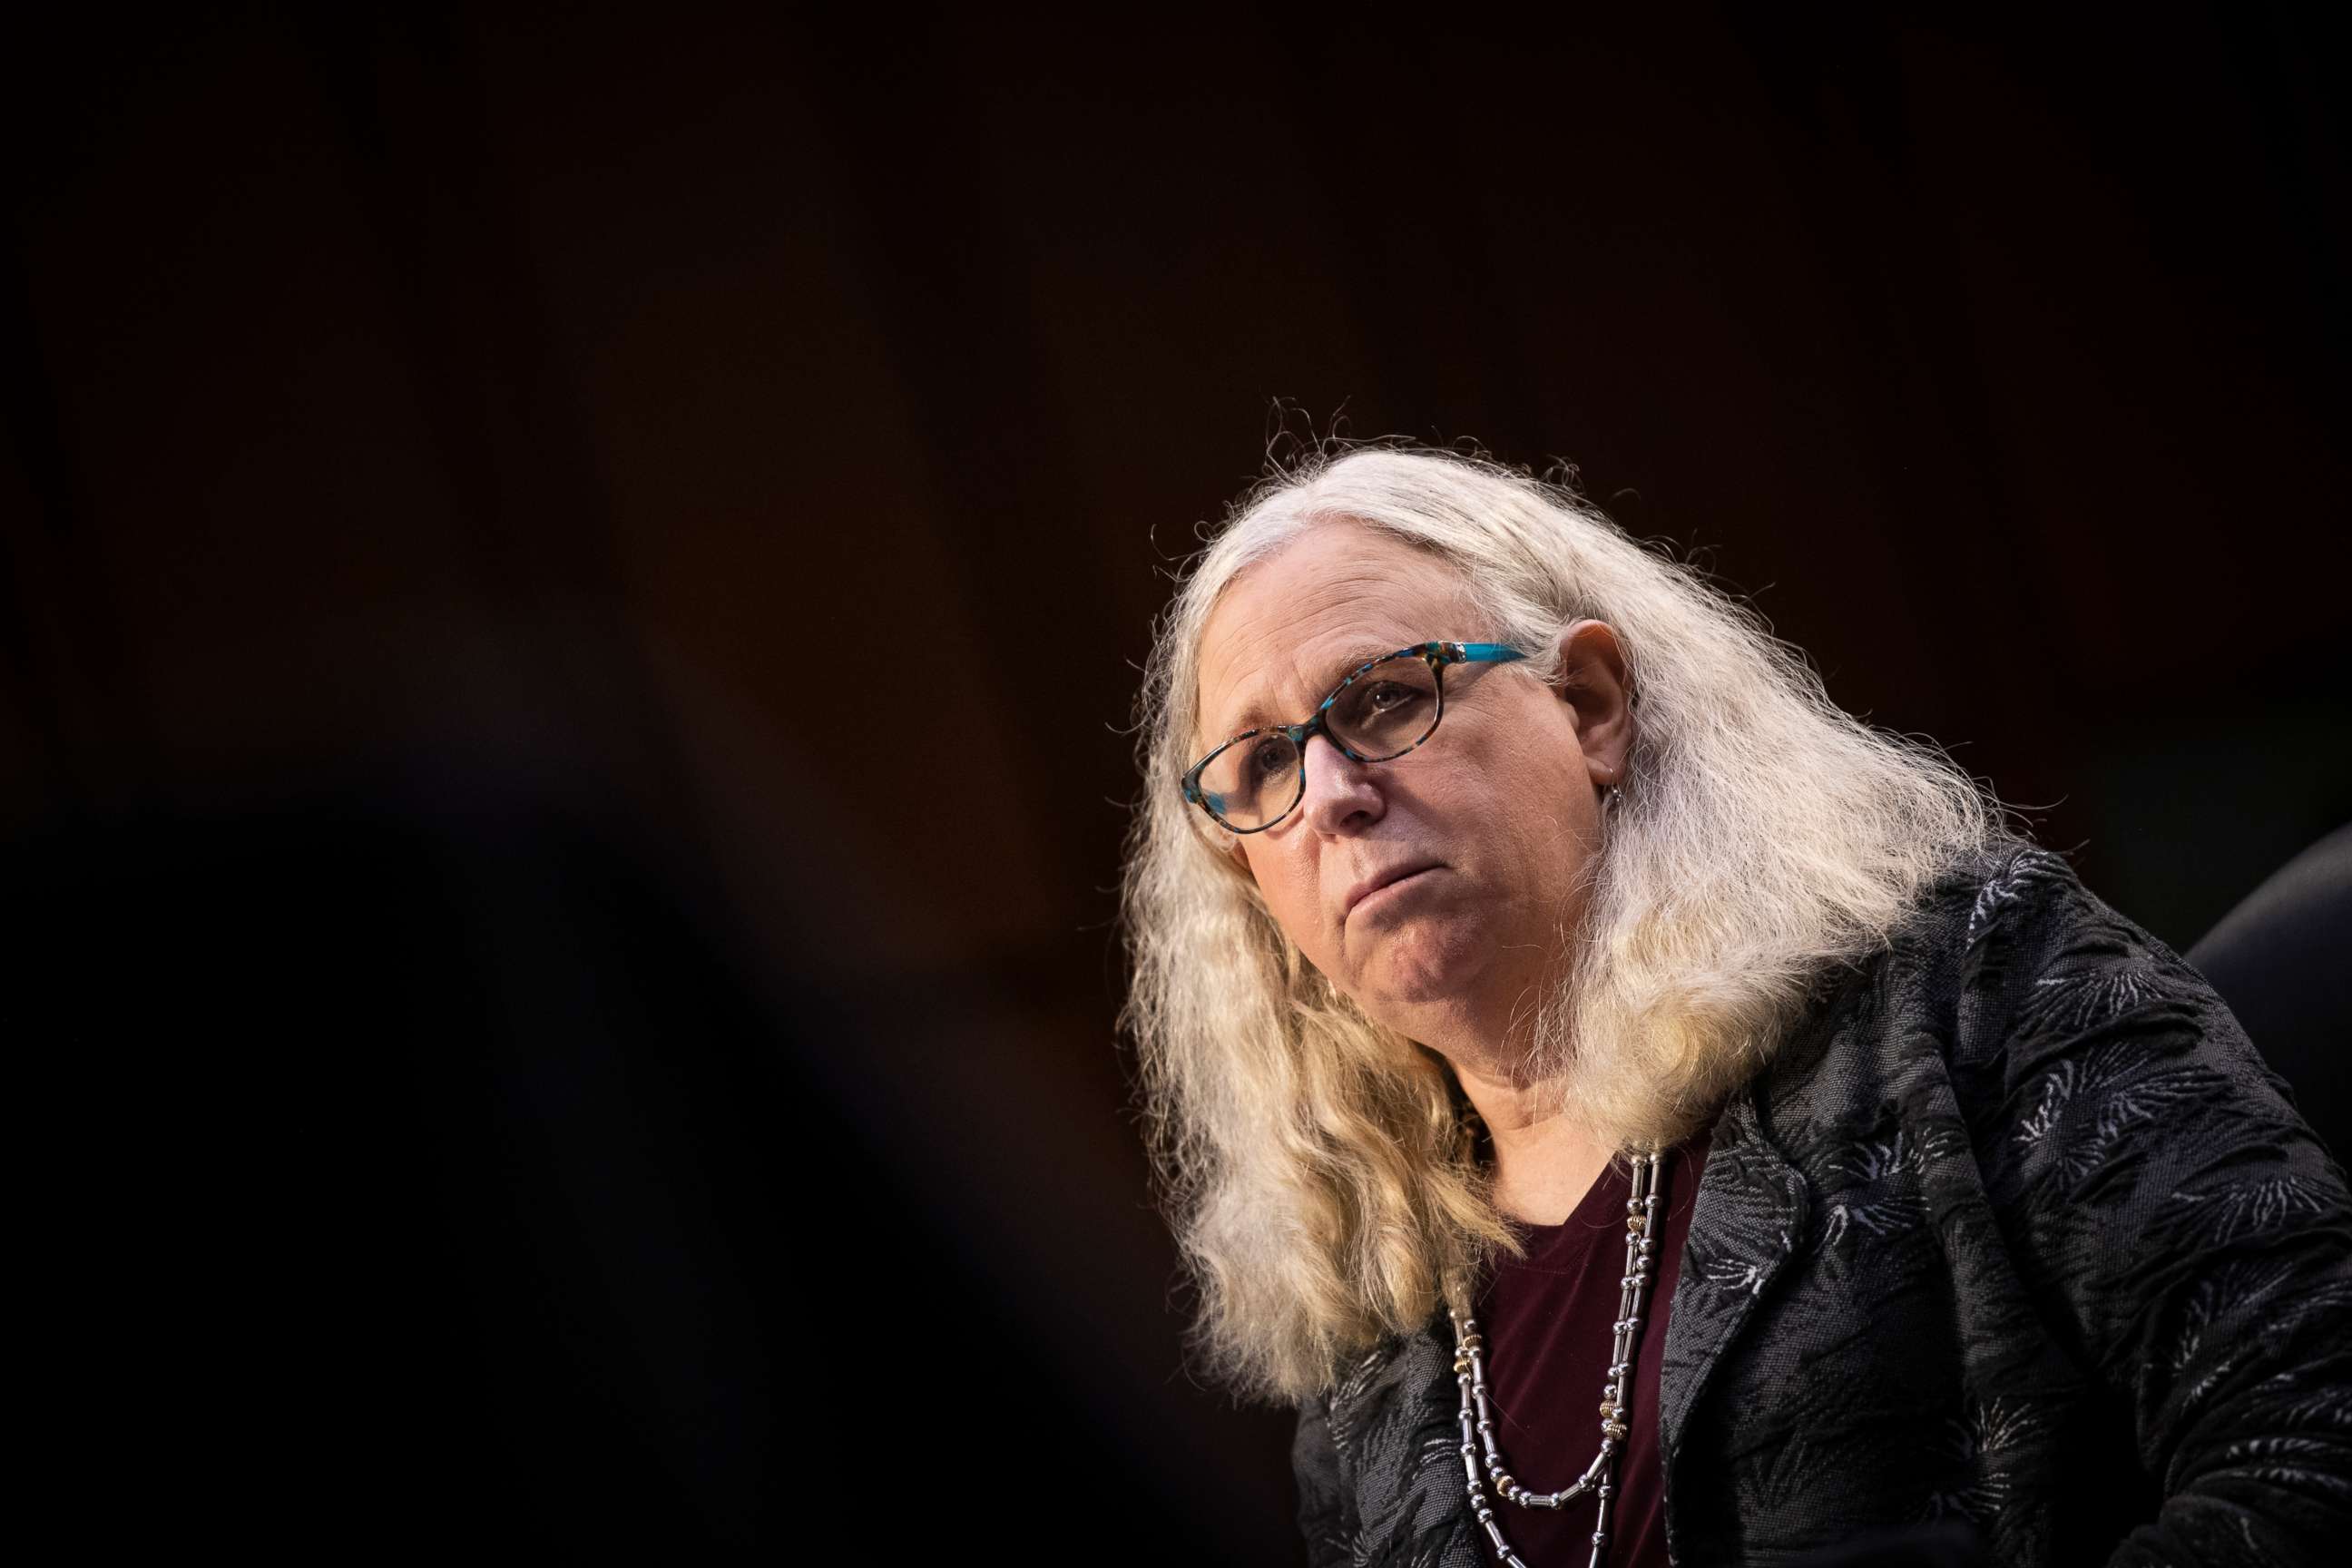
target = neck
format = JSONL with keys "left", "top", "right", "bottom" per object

{"left": 1451, "top": 1055, "right": 1613, "bottom": 1226}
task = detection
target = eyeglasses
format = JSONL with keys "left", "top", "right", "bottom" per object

{"left": 1182, "top": 642, "right": 1526, "bottom": 834}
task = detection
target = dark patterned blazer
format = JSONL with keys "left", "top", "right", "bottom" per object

{"left": 1291, "top": 844, "right": 2352, "bottom": 1566}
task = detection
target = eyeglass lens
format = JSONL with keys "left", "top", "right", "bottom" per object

{"left": 1196, "top": 654, "right": 1443, "bottom": 830}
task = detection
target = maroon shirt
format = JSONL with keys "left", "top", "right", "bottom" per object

{"left": 1469, "top": 1132, "right": 1710, "bottom": 1567}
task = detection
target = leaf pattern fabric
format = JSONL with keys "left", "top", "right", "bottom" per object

{"left": 1290, "top": 845, "right": 2352, "bottom": 1565}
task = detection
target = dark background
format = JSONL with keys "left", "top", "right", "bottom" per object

{"left": 7, "top": 4, "right": 2347, "bottom": 1559}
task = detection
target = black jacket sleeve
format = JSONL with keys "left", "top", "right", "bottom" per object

{"left": 1962, "top": 848, "right": 2352, "bottom": 1565}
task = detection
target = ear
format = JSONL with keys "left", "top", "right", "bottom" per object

{"left": 1548, "top": 620, "right": 1633, "bottom": 789}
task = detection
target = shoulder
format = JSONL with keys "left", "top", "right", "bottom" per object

{"left": 1916, "top": 840, "right": 2278, "bottom": 1110}
{"left": 1760, "top": 839, "right": 2263, "bottom": 1137}
{"left": 1830, "top": 837, "right": 2223, "bottom": 1062}
{"left": 1897, "top": 836, "right": 2091, "bottom": 989}
{"left": 1769, "top": 837, "right": 2327, "bottom": 1203}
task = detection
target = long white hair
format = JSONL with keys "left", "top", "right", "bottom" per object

{"left": 1122, "top": 445, "right": 1996, "bottom": 1404}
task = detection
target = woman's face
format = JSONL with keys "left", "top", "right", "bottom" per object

{"left": 1192, "top": 521, "right": 1631, "bottom": 1063}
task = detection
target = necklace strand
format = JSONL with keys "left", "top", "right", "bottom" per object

{"left": 1451, "top": 1145, "right": 1666, "bottom": 1568}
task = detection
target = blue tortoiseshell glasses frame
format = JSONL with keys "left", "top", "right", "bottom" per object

{"left": 1181, "top": 641, "right": 1526, "bottom": 834}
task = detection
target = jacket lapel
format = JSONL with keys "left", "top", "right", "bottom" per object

{"left": 1658, "top": 1087, "right": 1811, "bottom": 1477}
{"left": 1350, "top": 1101, "right": 1814, "bottom": 1568}
{"left": 1331, "top": 1320, "right": 1486, "bottom": 1567}
{"left": 1334, "top": 1048, "right": 1822, "bottom": 1565}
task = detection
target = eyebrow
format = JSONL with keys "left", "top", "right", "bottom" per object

{"left": 1218, "top": 642, "right": 1402, "bottom": 739}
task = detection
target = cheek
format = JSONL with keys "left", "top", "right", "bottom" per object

{"left": 1241, "top": 846, "right": 1328, "bottom": 956}
{"left": 1478, "top": 723, "right": 1597, "bottom": 849}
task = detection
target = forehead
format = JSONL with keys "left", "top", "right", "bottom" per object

{"left": 1194, "top": 521, "right": 1477, "bottom": 741}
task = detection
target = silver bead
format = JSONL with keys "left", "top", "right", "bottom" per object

{"left": 1450, "top": 1143, "right": 1666, "bottom": 1568}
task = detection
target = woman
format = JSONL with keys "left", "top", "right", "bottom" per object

{"left": 1122, "top": 446, "right": 2351, "bottom": 1567}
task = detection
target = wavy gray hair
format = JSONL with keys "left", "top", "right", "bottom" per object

{"left": 1122, "top": 446, "right": 1996, "bottom": 1403}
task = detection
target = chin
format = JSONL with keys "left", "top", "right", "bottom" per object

{"left": 1361, "top": 930, "right": 1486, "bottom": 1011}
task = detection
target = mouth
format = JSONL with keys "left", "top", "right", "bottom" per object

{"left": 1343, "top": 860, "right": 1444, "bottom": 921}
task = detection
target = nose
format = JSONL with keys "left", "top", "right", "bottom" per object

{"left": 1298, "top": 733, "right": 1385, "bottom": 837}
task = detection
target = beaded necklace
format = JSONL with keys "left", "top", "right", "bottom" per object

{"left": 1450, "top": 1144, "right": 1667, "bottom": 1568}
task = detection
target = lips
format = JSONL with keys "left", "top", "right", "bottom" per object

{"left": 1342, "top": 859, "right": 1443, "bottom": 920}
